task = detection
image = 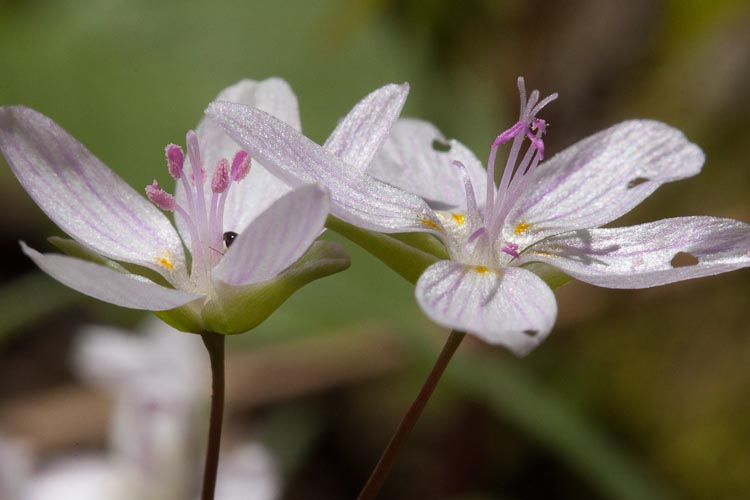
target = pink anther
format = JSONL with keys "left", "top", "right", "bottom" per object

{"left": 165, "top": 144, "right": 185, "bottom": 179}
{"left": 145, "top": 180, "right": 176, "bottom": 211}
{"left": 211, "top": 159, "right": 230, "bottom": 193}
{"left": 230, "top": 150, "right": 251, "bottom": 181}
{"left": 501, "top": 242, "right": 520, "bottom": 259}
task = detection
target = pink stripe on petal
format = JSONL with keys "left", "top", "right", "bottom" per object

{"left": 0, "top": 107, "right": 186, "bottom": 280}
{"left": 212, "top": 184, "right": 330, "bottom": 286}
{"left": 324, "top": 83, "right": 409, "bottom": 172}
{"left": 520, "top": 216, "right": 750, "bottom": 289}
{"left": 205, "top": 101, "right": 438, "bottom": 233}
{"left": 21, "top": 242, "right": 201, "bottom": 310}
{"left": 505, "top": 120, "right": 705, "bottom": 245}
{"left": 369, "top": 119, "right": 487, "bottom": 212}
{"left": 416, "top": 261, "right": 557, "bottom": 356}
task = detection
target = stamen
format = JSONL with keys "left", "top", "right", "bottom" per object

{"left": 209, "top": 158, "right": 230, "bottom": 245}
{"left": 186, "top": 131, "right": 204, "bottom": 184}
{"left": 230, "top": 151, "right": 251, "bottom": 181}
{"left": 165, "top": 144, "right": 185, "bottom": 179}
{"left": 186, "top": 130, "right": 209, "bottom": 261}
{"left": 145, "top": 181, "right": 175, "bottom": 211}
{"left": 211, "top": 159, "right": 230, "bottom": 193}
{"left": 452, "top": 160, "right": 479, "bottom": 222}
{"left": 501, "top": 242, "right": 520, "bottom": 259}
{"left": 468, "top": 227, "right": 487, "bottom": 245}
{"left": 493, "top": 122, "right": 524, "bottom": 146}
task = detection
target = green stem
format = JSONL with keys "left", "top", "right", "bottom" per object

{"left": 357, "top": 329, "right": 466, "bottom": 500}
{"left": 200, "top": 332, "right": 226, "bottom": 500}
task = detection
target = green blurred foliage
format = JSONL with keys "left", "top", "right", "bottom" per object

{"left": 0, "top": 0, "right": 749, "bottom": 498}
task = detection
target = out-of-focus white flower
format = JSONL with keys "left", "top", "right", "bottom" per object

{"left": 1, "top": 319, "right": 280, "bottom": 500}
{"left": 0, "top": 435, "right": 32, "bottom": 500}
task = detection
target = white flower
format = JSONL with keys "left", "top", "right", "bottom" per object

{"left": 0, "top": 79, "right": 349, "bottom": 335}
{"left": 206, "top": 77, "right": 750, "bottom": 356}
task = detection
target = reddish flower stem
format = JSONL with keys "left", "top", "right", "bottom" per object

{"left": 357, "top": 329, "right": 466, "bottom": 500}
{"left": 200, "top": 332, "right": 225, "bottom": 500}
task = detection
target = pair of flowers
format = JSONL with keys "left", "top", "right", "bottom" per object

{"left": 1, "top": 77, "right": 749, "bottom": 355}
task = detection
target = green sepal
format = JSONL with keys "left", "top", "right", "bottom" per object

{"left": 521, "top": 261, "right": 573, "bottom": 290}
{"left": 154, "top": 300, "right": 205, "bottom": 333}
{"left": 389, "top": 232, "right": 449, "bottom": 260}
{"left": 200, "top": 241, "right": 351, "bottom": 335}
{"left": 326, "top": 216, "right": 443, "bottom": 284}
{"left": 48, "top": 236, "right": 126, "bottom": 271}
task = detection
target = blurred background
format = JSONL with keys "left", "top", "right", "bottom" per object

{"left": 1, "top": 0, "right": 749, "bottom": 498}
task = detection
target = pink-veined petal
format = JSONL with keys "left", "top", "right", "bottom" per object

{"left": 212, "top": 184, "right": 329, "bottom": 286}
{"left": 416, "top": 261, "right": 557, "bottom": 356}
{"left": 205, "top": 100, "right": 440, "bottom": 233}
{"left": 519, "top": 216, "right": 750, "bottom": 288}
{"left": 324, "top": 83, "right": 409, "bottom": 171}
{"left": 198, "top": 78, "right": 302, "bottom": 160}
{"left": 0, "top": 107, "right": 187, "bottom": 279}
{"left": 369, "top": 118, "right": 487, "bottom": 211}
{"left": 176, "top": 79, "right": 298, "bottom": 244}
{"left": 21, "top": 243, "right": 202, "bottom": 310}
{"left": 504, "top": 120, "right": 705, "bottom": 246}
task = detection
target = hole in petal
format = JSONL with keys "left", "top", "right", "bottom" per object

{"left": 670, "top": 251, "right": 699, "bottom": 268}
{"left": 522, "top": 329, "right": 539, "bottom": 337}
{"left": 627, "top": 177, "right": 650, "bottom": 189}
{"left": 431, "top": 139, "right": 451, "bottom": 152}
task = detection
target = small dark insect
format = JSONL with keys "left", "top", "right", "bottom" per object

{"left": 223, "top": 231, "right": 238, "bottom": 248}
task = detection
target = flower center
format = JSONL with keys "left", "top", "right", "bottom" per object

{"left": 145, "top": 130, "right": 251, "bottom": 287}
{"left": 449, "top": 77, "right": 556, "bottom": 267}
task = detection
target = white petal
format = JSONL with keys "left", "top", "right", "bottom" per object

{"left": 212, "top": 184, "right": 329, "bottom": 286}
{"left": 369, "top": 118, "right": 487, "bottom": 210}
{"left": 177, "top": 79, "right": 297, "bottom": 243}
{"left": 215, "top": 444, "right": 281, "bottom": 500}
{"left": 416, "top": 261, "right": 557, "bottom": 356}
{"left": 324, "top": 83, "right": 409, "bottom": 171}
{"left": 22, "top": 242, "right": 202, "bottom": 310}
{"left": 505, "top": 120, "right": 705, "bottom": 245}
{"left": 0, "top": 106, "right": 187, "bottom": 278}
{"left": 198, "top": 78, "right": 302, "bottom": 161}
{"left": 0, "top": 436, "right": 31, "bottom": 499}
{"left": 520, "top": 216, "right": 750, "bottom": 288}
{"left": 74, "top": 319, "right": 205, "bottom": 399}
{"left": 205, "top": 99, "right": 440, "bottom": 233}
{"left": 24, "top": 458, "right": 132, "bottom": 500}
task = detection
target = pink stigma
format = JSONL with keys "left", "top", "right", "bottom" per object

{"left": 165, "top": 144, "right": 185, "bottom": 179}
{"left": 211, "top": 159, "right": 230, "bottom": 193}
{"left": 145, "top": 181, "right": 175, "bottom": 211}
{"left": 230, "top": 150, "right": 251, "bottom": 181}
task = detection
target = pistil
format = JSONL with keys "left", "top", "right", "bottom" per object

{"left": 486, "top": 79, "right": 557, "bottom": 247}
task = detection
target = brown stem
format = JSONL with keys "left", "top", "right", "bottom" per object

{"left": 200, "top": 332, "right": 226, "bottom": 500}
{"left": 357, "top": 329, "right": 466, "bottom": 500}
